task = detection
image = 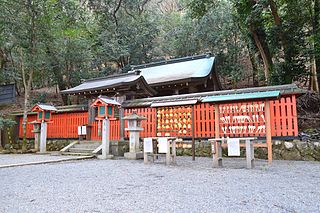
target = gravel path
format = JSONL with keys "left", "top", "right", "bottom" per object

{"left": 0, "top": 157, "right": 319, "bottom": 213}
{"left": 0, "top": 154, "right": 84, "bottom": 167}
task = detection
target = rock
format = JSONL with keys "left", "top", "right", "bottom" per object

{"left": 176, "top": 148, "right": 184, "bottom": 156}
{"left": 183, "top": 148, "right": 192, "bottom": 156}
{"left": 284, "top": 142, "right": 294, "bottom": 150}
{"left": 301, "top": 155, "right": 315, "bottom": 161}
{"left": 282, "top": 149, "right": 301, "bottom": 160}
{"left": 296, "top": 142, "right": 308, "bottom": 151}
{"left": 255, "top": 148, "right": 268, "bottom": 159}
{"left": 274, "top": 140, "right": 282, "bottom": 146}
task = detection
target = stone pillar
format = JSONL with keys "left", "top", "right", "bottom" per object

{"left": 40, "top": 122, "right": 47, "bottom": 153}
{"left": 34, "top": 124, "right": 41, "bottom": 151}
{"left": 124, "top": 130, "right": 143, "bottom": 160}
{"left": 99, "top": 118, "right": 113, "bottom": 159}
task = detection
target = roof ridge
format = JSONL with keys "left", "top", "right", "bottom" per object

{"left": 84, "top": 71, "right": 140, "bottom": 83}
{"left": 130, "top": 53, "right": 212, "bottom": 70}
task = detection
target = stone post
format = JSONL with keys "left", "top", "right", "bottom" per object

{"left": 34, "top": 124, "right": 40, "bottom": 151}
{"left": 40, "top": 122, "right": 47, "bottom": 153}
{"left": 99, "top": 117, "right": 113, "bottom": 159}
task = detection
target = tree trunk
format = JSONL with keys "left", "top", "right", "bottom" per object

{"left": 20, "top": 49, "right": 33, "bottom": 152}
{"left": 247, "top": 44, "right": 259, "bottom": 86}
{"left": 250, "top": 26, "right": 273, "bottom": 84}
{"left": 310, "top": 59, "right": 319, "bottom": 91}
{"left": 314, "top": 0, "right": 320, "bottom": 92}
{"left": 46, "top": 46, "right": 69, "bottom": 104}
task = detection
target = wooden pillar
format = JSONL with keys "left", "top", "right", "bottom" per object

{"left": 213, "top": 104, "right": 221, "bottom": 167}
{"left": 191, "top": 106, "right": 195, "bottom": 161}
{"left": 265, "top": 100, "right": 273, "bottom": 164}
{"left": 214, "top": 104, "right": 220, "bottom": 139}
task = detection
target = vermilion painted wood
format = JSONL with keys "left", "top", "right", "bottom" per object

{"left": 286, "top": 97, "right": 293, "bottom": 136}
{"left": 280, "top": 98, "right": 287, "bottom": 136}
{"left": 124, "top": 108, "right": 156, "bottom": 138}
{"left": 18, "top": 95, "right": 299, "bottom": 140}
{"left": 270, "top": 100, "right": 275, "bottom": 136}
{"left": 292, "top": 95, "right": 298, "bottom": 136}
{"left": 19, "top": 112, "right": 121, "bottom": 140}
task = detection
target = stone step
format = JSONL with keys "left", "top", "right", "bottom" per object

{"left": 61, "top": 152, "right": 95, "bottom": 157}
{"left": 77, "top": 141, "right": 101, "bottom": 144}
{"left": 73, "top": 144, "right": 100, "bottom": 149}
{"left": 68, "top": 148, "right": 95, "bottom": 153}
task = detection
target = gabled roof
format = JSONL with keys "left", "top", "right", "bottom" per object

{"left": 131, "top": 54, "right": 215, "bottom": 86}
{"left": 60, "top": 53, "right": 219, "bottom": 96}
{"left": 32, "top": 104, "right": 57, "bottom": 112}
{"left": 61, "top": 71, "right": 156, "bottom": 96}
{"left": 91, "top": 96, "right": 121, "bottom": 107}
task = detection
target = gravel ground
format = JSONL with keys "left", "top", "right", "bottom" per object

{"left": 0, "top": 154, "right": 83, "bottom": 167}
{"left": 0, "top": 157, "right": 319, "bottom": 213}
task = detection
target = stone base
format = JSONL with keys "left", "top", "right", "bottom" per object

{"left": 97, "top": 154, "right": 114, "bottom": 160}
{"left": 124, "top": 152, "right": 143, "bottom": 160}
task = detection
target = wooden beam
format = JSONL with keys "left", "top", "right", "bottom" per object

{"left": 214, "top": 104, "right": 220, "bottom": 139}
{"left": 213, "top": 104, "right": 220, "bottom": 167}
{"left": 265, "top": 100, "right": 273, "bottom": 164}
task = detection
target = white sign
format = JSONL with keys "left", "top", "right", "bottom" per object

{"left": 158, "top": 137, "right": 168, "bottom": 153}
{"left": 144, "top": 138, "right": 153, "bottom": 153}
{"left": 78, "top": 126, "right": 82, "bottom": 135}
{"left": 78, "top": 126, "right": 87, "bottom": 135}
{"left": 227, "top": 138, "right": 240, "bottom": 156}
{"left": 81, "top": 126, "right": 87, "bottom": 135}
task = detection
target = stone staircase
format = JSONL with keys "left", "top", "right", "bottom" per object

{"left": 60, "top": 141, "right": 101, "bottom": 156}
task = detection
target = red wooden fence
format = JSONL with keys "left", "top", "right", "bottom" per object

{"left": 124, "top": 108, "right": 156, "bottom": 138}
{"left": 18, "top": 112, "right": 120, "bottom": 140}
{"left": 18, "top": 95, "right": 298, "bottom": 140}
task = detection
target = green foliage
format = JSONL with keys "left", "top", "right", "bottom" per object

{"left": 0, "top": 117, "right": 16, "bottom": 129}
{"left": 1, "top": 0, "right": 319, "bottom": 94}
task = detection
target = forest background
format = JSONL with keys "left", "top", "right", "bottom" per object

{"left": 0, "top": 0, "right": 319, "bottom": 109}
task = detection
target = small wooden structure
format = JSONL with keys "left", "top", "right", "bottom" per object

{"left": 31, "top": 104, "right": 57, "bottom": 122}
{"left": 31, "top": 104, "right": 57, "bottom": 153}
{"left": 143, "top": 137, "right": 177, "bottom": 165}
{"left": 91, "top": 95, "right": 121, "bottom": 120}
{"left": 91, "top": 96, "right": 121, "bottom": 159}
{"left": 209, "top": 138, "right": 256, "bottom": 169}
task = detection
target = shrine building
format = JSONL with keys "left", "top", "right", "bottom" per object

{"left": 61, "top": 53, "right": 221, "bottom": 101}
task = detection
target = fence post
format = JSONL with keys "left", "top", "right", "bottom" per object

{"left": 265, "top": 100, "right": 273, "bottom": 164}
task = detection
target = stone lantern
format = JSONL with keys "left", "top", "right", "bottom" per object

{"left": 123, "top": 111, "right": 147, "bottom": 160}
{"left": 31, "top": 104, "right": 57, "bottom": 153}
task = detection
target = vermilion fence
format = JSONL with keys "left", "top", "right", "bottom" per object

{"left": 18, "top": 95, "right": 298, "bottom": 140}
{"left": 18, "top": 112, "right": 120, "bottom": 140}
{"left": 91, "top": 119, "right": 120, "bottom": 141}
{"left": 124, "top": 108, "right": 156, "bottom": 138}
